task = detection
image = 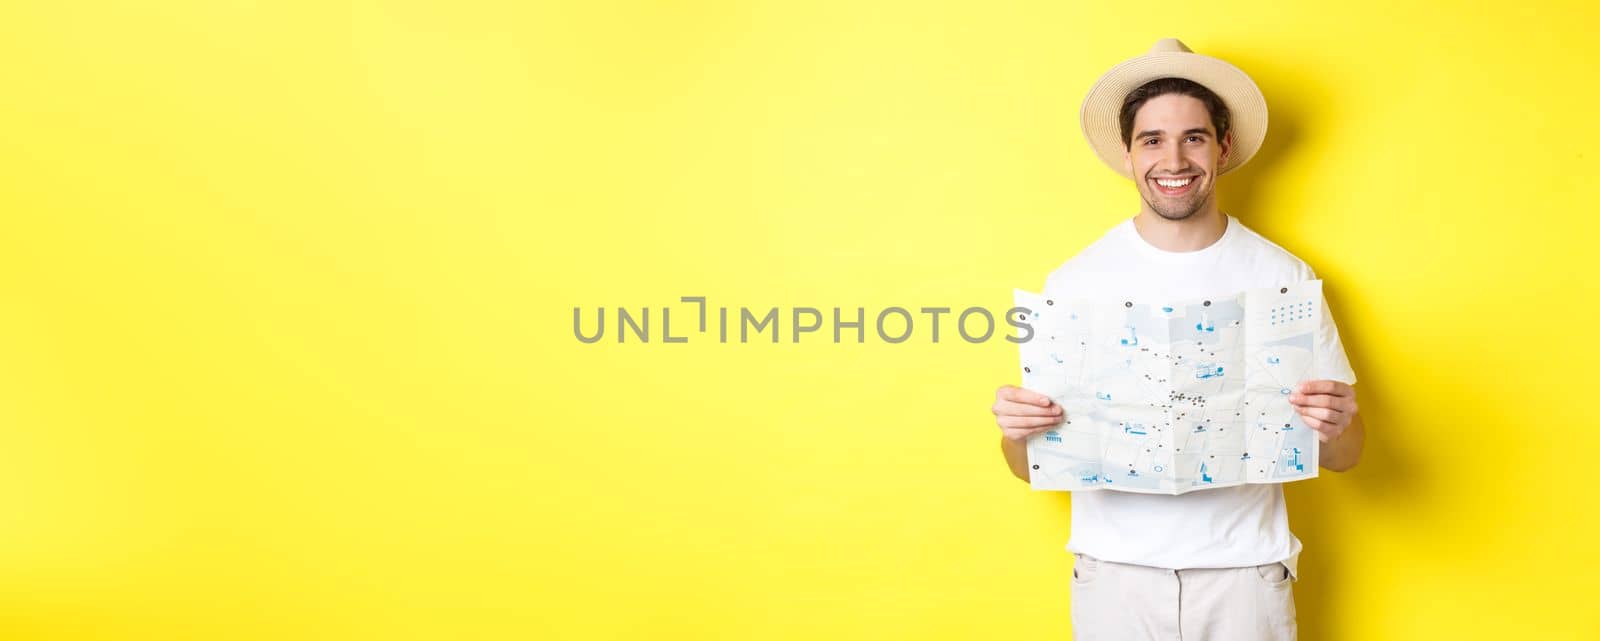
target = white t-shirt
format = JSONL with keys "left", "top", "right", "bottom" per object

{"left": 1041, "top": 213, "right": 1357, "bottom": 580}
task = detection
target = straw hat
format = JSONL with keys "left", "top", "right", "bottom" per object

{"left": 1079, "top": 38, "right": 1268, "bottom": 179}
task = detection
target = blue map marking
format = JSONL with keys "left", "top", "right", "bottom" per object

{"left": 1170, "top": 300, "right": 1245, "bottom": 343}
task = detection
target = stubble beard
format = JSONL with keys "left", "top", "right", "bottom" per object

{"left": 1141, "top": 177, "right": 1211, "bottom": 221}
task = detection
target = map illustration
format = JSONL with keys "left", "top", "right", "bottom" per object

{"left": 1012, "top": 280, "right": 1327, "bottom": 494}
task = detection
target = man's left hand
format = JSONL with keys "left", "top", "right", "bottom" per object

{"left": 1287, "top": 380, "right": 1358, "bottom": 443}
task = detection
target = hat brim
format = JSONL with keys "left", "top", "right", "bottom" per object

{"left": 1080, "top": 51, "right": 1268, "bottom": 179}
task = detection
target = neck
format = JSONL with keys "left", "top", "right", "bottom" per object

{"left": 1132, "top": 204, "right": 1227, "bottom": 252}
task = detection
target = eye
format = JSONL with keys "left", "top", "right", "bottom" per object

{"left": 1143, "top": 138, "right": 1159, "bottom": 146}
{"left": 1186, "top": 135, "right": 1204, "bottom": 143}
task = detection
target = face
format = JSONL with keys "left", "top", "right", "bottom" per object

{"left": 1122, "top": 93, "right": 1232, "bottom": 221}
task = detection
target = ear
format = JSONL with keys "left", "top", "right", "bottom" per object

{"left": 1122, "top": 146, "right": 1133, "bottom": 176}
{"left": 1218, "top": 130, "right": 1234, "bottom": 167}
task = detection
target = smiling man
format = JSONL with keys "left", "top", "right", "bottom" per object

{"left": 988, "top": 39, "right": 1365, "bottom": 640}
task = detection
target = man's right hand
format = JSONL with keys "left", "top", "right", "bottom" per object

{"left": 992, "top": 384, "right": 1066, "bottom": 442}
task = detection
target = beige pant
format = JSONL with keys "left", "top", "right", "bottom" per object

{"left": 1069, "top": 552, "right": 1298, "bottom": 641}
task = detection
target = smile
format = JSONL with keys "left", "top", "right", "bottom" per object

{"left": 1151, "top": 176, "right": 1197, "bottom": 196}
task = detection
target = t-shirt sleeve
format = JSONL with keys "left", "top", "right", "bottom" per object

{"left": 1298, "top": 264, "right": 1359, "bottom": 385}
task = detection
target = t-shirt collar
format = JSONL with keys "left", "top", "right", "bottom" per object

{"left": 1123, "top": 213, "right": 1239, "bottom": 262}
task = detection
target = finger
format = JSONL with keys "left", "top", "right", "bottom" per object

{"left": 1296, "top": 406, "right": 1343, "bottom": 423}
{"left": 1287, "top": 392, "right": 1341, "bottom": 409}
{"left": 993, "top": 399, "right": 1064, "bottom": 417}
{"left": 1295, "top": 395, "right": 1358, "bottom": 416}
{"left": 1000, "top": 386, "right": 1055, "bottom": 407}
{"left": 1300, "top": 415, "right": 1332, "bottom": 441}
{"left": 998, "top": 415, "right": 1065, "bottom": 430}
{"left": 1297, "top": 380, "right": 1352, "bottom": 397}
{"left": 1017, "top": 425, "right": 1060, "bottom": 438}
{"left": 999, "top": 414, "right": 1065, "bottom": 429}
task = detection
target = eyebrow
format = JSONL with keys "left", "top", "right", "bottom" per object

{"left": 1135, "top": 127, "right": 1213, "bottom": 140}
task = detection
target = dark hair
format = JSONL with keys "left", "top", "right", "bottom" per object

{"left": 1118, "top": 77, "right": 1231, "bottom": 149}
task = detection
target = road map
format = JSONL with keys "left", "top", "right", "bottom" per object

{"left": 1012, "top": 280, "right": 1327, "bottom": 494}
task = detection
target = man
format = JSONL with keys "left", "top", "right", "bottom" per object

{"left": 990, "top": 39, "right": 1365, "bottom": 641}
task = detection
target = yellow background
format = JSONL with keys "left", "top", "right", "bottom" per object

{"left": 1, "top": 1, "right": 1596, "bottom": 639}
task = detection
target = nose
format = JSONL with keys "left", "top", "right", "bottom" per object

{"left": 1160, "top": 141, "right": 1188, "bottom": 174}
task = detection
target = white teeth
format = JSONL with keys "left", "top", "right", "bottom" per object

{"left": 1155, "top": 177, "right": 1193, "bottom": 189}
